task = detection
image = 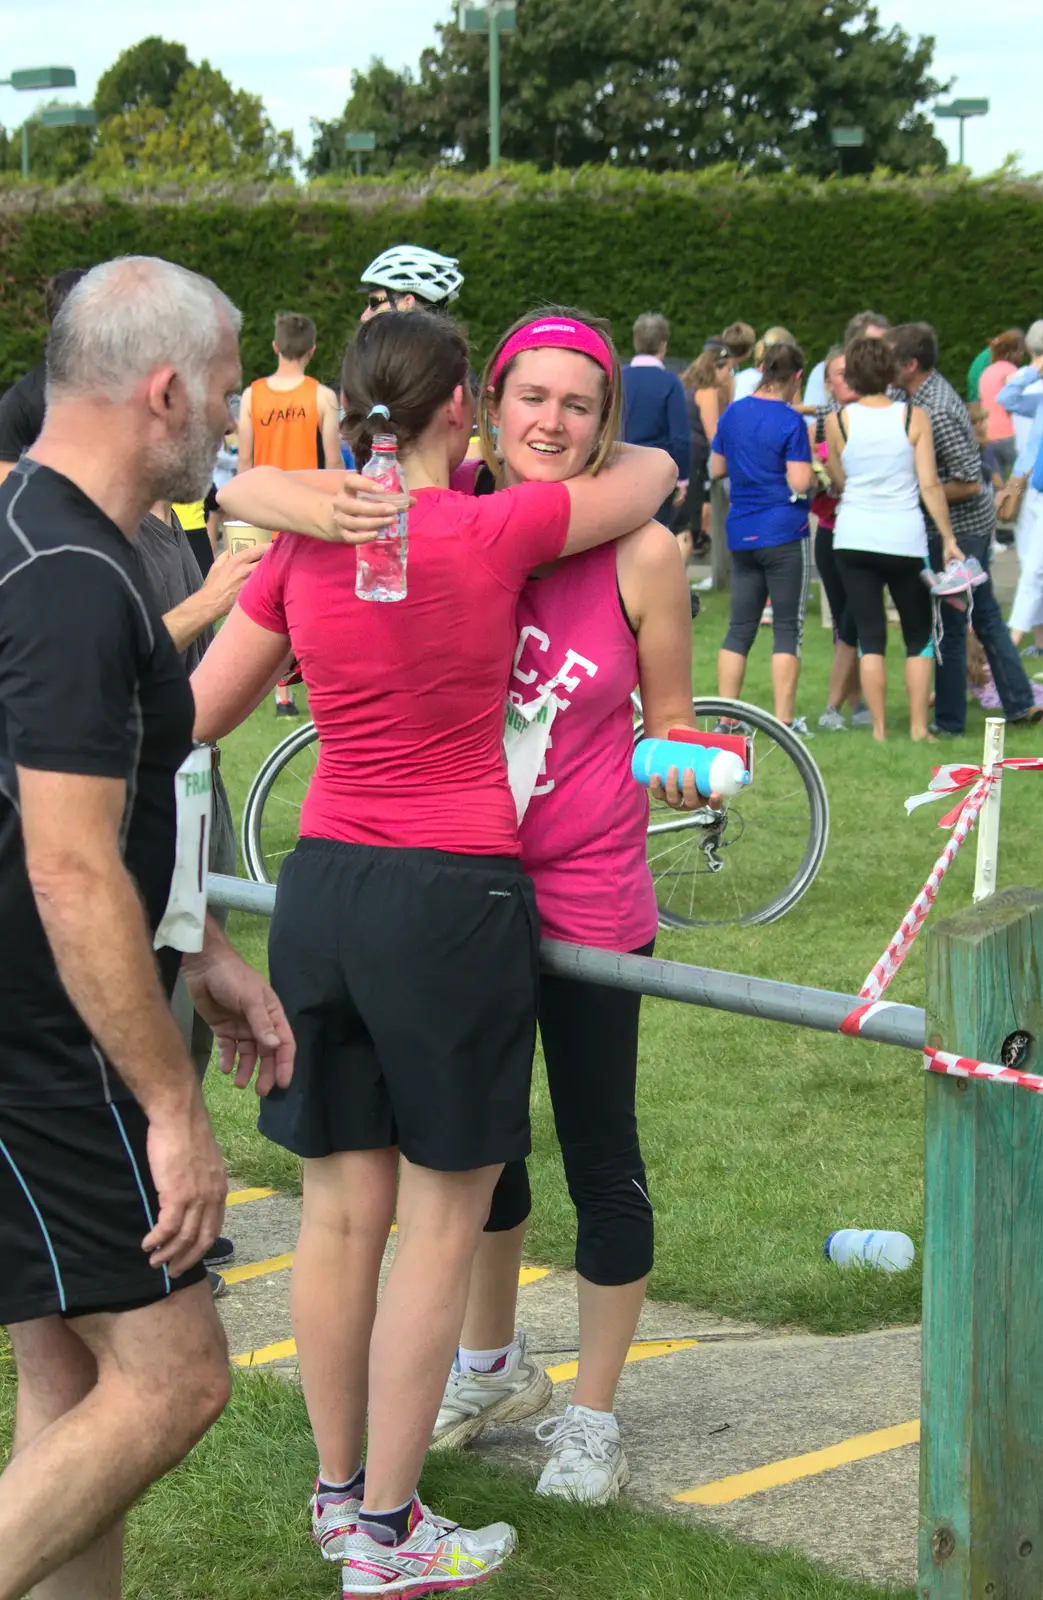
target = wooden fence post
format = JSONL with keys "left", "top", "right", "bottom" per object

{"left": 920, "top": 886, "right": 1043, "bottom": 1597}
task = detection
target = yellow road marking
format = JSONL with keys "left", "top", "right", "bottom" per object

{"left": 221, "top": 1252, "right": 295, "bottom": 1287}
{"left": 225, "top": 1187, "right": 277, "bottom": 1206}
{"left": 546, "top": 1338, "right": 700, "bottom": 1386}
{"left": 233, "top": 1337, "right": 298, "bottom": 1368}
{"left": 230, "top": 1265, "right": 552, "bottom": 1367}
{"left": 674, "top": 1419, "right": 921, "bottom": 1506}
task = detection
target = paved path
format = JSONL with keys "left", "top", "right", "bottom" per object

{"left": 219, "top": 1187, "right": 921, "bottom": 1592}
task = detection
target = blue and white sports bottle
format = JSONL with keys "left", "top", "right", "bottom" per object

{"left": 631, "top": 738, "right": 751, "bottom": 798}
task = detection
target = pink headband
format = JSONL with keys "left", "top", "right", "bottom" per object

{"left": 491, "top": 319, "right": 615, "bottom": 387}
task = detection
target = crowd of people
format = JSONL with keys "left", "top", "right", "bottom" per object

{"left": 3, "top": 241, "right": 1043, "bottom": 1600}
{"left": 617, "top": 305, "right": 1043, "bottom": 740}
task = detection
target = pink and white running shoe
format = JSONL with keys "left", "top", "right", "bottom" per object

{"left": 340, "top": 1498, "right": 516, "bottom": 1597}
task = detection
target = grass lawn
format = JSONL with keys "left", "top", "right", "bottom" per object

{"left": 0, "top": 1343, "right": 909, "bottom": 1600}
{"left": 210, "top": 586, "right": 1043, "bottom": 1336}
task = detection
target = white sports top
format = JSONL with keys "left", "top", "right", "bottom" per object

{"left": 833, "top": 402, "right": 927, "bottom": 561}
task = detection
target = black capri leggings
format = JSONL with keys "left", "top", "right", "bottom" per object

{"left": 833, "top": 548, "right": 933, "bottom": 658}
{"left": 722, "top": 538, "right": 812, "bottom": 658}
{"left": 814, "top": 524, "right": 859, "bottom": 650}
{"left": 485, "top": 940, "right": 655, "bottom": 1288}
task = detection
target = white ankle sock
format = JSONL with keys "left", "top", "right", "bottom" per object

{"left": 457, "top": 1339, "right": 517, "bottom": 1376}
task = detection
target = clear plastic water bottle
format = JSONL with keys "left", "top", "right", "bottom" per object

{"left": 632, "top": 738, "right": 752, "bottom": 798}
{"left": 356, "top": 432, "right": 408, "bottom": 602}
{"left": 825, "top": 1230, "right": 915, "bottom": 1273}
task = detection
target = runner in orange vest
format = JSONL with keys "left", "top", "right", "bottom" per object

{"left": 239, "top": 313, "right": 344, "bottom": 714}
{"left": 239, "top": 312, "right": 342, "bottom": 474}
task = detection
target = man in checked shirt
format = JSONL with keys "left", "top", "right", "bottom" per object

{"left": 890, "top": 322, "right": 1042, "bottom": 737}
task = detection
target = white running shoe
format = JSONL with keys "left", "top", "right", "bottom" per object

{"left": 431, "top": 1329, "right": 552, "bottom": 1452}
{"left": 534, "top": 1406, "right": 631, "bottom": 1505}
{"left": 340, "top": 1501, "right": 516, "bottom": 1597}
{"left": 312, "top": 1482, "right": 362, "bottom": 1562}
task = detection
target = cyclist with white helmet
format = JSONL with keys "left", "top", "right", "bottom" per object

{"left": 359, "top": 245, "right": 464, "bottom": 321}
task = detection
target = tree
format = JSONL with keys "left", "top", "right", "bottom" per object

{"left": 307, "top": 60, "right": 432, "bottom": 177}
{"left": 354, "top": 0, "right": 947, "bottom": 175}
{"left": 90, "top": 62, "right": 296, "bottom": 183}
{"left": 94, "top": 36, "right": 193, "bottom": 123}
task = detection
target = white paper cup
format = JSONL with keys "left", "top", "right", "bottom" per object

{"left": 225, "top": 522, "right": 275, "bottom": 555}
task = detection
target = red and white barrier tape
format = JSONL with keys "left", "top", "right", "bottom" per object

{"left": 839, "top": 760, "right": 1043, "bottom": 1084}
{"left": 924, "top": 1047, "right": 1043, "bottom": 1096}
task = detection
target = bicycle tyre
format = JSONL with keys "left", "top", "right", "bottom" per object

{"left": 241, "top": 719, "right": 319, "bottom": 883}
{"left": 634, "top": 696, "right": 829, "bottom": 929}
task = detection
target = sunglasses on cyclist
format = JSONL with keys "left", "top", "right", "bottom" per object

{"left": 365, "top": 292, "right": 395, "bottom": 312}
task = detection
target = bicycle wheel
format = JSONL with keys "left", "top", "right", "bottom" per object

{"left": 634, "top": 697, "right": 829, "bottom": 929}
{"left": 241, "top": 720, "right": 319, "bottom": 883}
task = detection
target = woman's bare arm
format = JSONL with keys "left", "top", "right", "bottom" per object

{"left": 559, "top": 444, "right": 676, "bottom": 555}
{"left": 192, "top": 608, "right": 293, "bottom": 743}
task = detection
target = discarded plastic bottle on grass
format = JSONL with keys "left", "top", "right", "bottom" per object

{"left": 825, "top": 1230, "right": 915, "bottom": 1273}
{"left": 632, "top": 738, "right": 752, "bottom": 799}
{"left": 356, "top": 429, "right": 408, "bottom": 602}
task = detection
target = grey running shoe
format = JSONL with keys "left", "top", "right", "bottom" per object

{"left": 340, "top": 1502, "right": 515, "bottom": 1596}
{"left": 535, "top": 1406, "right": 631, "bottom": 1505}
{"left": 850, "top": 706, "right": 874, "bottom": 729}
{"left": 431, "top": 1329, "right": 552, "bottom": 1452}
{"left": 817, "top": 706, "right": 847, "bottom": 731}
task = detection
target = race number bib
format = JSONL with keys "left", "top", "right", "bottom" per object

{"left": 504, "top": 694, "right": 557, "bottom": 824}
{"left": 154, "top": 746, "right": 213, "bottom": 954}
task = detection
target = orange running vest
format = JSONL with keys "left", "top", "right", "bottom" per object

{"left": 249, "top": 376, "right": 322, "bottom": 470}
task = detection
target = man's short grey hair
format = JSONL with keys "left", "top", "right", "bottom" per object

{"left": 633, "top": 312, "right": 670, "bottom": 356}
{"left": 1026, "top": 320, "right": 1043, "bottom": 357}
{"left": 47, "top": 256, "right": 242, "bottom": 403}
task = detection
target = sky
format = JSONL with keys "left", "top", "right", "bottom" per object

{"left": 2, "top": 0, "right": 1040, "bottom": 176}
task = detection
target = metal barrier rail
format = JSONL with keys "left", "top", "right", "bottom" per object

{"left": 207, "top": 872, "right": 925, "bottom": 1053}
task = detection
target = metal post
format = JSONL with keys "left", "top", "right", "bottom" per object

{"left": 355, "top": 150, "right": 362, "bottom": 178}
{"left": 488, "top": 2, "right": 501, "bottom": 168}
{"left": 920, "top": 886, "right": 1043, "bottom": 1596}
{"left": 20, "top": 121, "right": 29, "bottom": 179}
{"left": 958, "top": 117, "right": 965, "bottom": 166}
{"left": 973, "top": 718, "right": 1005, "bottom": 902}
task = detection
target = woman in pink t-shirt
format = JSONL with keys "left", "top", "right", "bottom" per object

{"left": 420, "top": 311, "right": 707, "bottom": 1504}
{"left": 191, "top": 311, "right": 676, "bottom": 1596}
{"left": 979, "top": 329, "right": 1027, "bottom": 479}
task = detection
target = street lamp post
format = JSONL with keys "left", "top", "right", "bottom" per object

{"left": 460, "top": 2, "right": 517, "bottom": 169}
{"left": 830, "top": 125, "right": 865, "bottom": 179}
{"left": 0, "top": 66, "right": 78, "bottom": 178}
{"left": 344, "top": 130, "right": 376, "bottom": 178}
{"left": 935, "top": 98, "right": 990, "bottom": 167}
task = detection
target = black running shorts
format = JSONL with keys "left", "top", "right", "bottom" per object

{"left": 260, "top": 838, "right": 541, "bottom": 1170}
{"left": 0, "top": 1098, "right": 206, "bottom": 1325}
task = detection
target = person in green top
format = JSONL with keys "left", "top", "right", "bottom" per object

{"left": 968, "top": 344, "right": 991, "bottom": 401}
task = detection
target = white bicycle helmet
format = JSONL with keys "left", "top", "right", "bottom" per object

{"left": 360, "top": 245, "right": 464, "bottom": 306}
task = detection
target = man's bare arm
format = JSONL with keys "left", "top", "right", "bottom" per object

{"left": 19, "top": 768, "right": 225, "bottom": 1272}
{"left": 237, "top": 388, "right": 254, "bottom": 472}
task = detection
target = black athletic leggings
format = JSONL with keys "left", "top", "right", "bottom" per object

{"left": 833, "top": 548, "right": 933, "bottom": 658}
{"left": 485, "top": 940, "right": 655, "bottom": 1288}
{"left": 814, "top": 524, "right": 859, "bottom": 650}
{"left": 722, "top": 539, "right": 811, "bottom": 658}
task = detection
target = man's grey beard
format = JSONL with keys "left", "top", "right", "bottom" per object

{"left": 148, "top": 400, "right": 224, "bottom": 504}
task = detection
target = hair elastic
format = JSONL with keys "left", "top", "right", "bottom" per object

{"left": 368, "top": 404, "right": 391, "bottom": 422}
{"left": 491, "top": 319, "right": 614, "bottom": 387}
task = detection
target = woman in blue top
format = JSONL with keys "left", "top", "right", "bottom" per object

{"left": 710, "top": 341, "right": 813, "bottom": 732}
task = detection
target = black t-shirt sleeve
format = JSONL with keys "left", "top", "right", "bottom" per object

{"left": 0, "top": 370, "right": 46, "bottom": 463}
{"left": 1, "top": 551, "right": 149, "bottom": 777}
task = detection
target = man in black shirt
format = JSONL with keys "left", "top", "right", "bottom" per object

{"left": 0, "top": 256, "right": 294, "bottom": 1599}
{"left": 0, "top": 268, "right": 89, "bottom": 486}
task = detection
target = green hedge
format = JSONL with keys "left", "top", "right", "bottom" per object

{"left": 2, "top": 167, "right": 1042, "bottom": 389}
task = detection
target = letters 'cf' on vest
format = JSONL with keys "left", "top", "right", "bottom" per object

{"left": 249, "top": 375, "right": 322, "bottom": 471}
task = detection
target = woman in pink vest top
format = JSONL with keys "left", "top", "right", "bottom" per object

{"left": 432, "top": 310, "right": 706, "bottom": 1503}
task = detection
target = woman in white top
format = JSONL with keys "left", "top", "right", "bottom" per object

{"left": 825, "top": 336, "right": 962, "bottom": 742}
